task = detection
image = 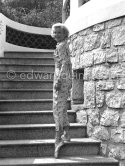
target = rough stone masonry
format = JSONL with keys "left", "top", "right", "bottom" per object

{"left": 69, "top": 16, "right": 125, "bottom": 165}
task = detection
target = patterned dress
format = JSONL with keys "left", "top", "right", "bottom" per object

{"left": 53, "top": 39, "right": 72, "bottom": 131}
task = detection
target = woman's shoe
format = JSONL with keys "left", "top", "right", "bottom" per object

{"left": 54, "top": 141, "right": 64, "bottom": 158}
{"left": 61, "top": 135, "right": 70, "bottom": 142}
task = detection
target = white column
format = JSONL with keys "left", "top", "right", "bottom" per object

{"left": 62, "top": 0, "right": 69, "bottom": 23}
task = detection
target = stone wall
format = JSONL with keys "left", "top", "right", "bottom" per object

{"left": 69, "top": 16, "right": 125, "bottom": 165}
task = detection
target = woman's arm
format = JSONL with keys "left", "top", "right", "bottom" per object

{"left": 58, "top": 44, "right": 72, "bottom": 83}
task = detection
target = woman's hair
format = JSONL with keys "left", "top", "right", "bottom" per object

{"left": 51, "top": 23, "right": 69, "bottom": 38}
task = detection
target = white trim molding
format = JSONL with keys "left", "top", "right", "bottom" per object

{"left": 64, "top": 0, "right": 125, "bottom": 36}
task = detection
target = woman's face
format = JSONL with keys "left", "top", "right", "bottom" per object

{"left": 52, "top": 27, "right": 66, "bottom": 42}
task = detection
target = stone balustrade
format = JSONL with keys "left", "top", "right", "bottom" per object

{"left": 0, "top": 13, "right": 54, "bottom": 53}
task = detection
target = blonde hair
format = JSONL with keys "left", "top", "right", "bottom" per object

{"left": 51, "top": 23, "right": 69, "bottom": 39}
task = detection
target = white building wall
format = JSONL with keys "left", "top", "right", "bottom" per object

{"left": 63, "top": 0, "right": 125, "bottom": 36}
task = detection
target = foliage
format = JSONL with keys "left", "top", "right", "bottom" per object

{"left": 0, "top": 0, "right": 63, "bottom": 27}
{"left": 3, "top": 0, "right": 46, "bottom": 10}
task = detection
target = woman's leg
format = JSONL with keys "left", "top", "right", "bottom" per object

{"left": 53, "top": 88, "right": 70, "bottom": 158}
{"left": 54, "top": 127, "right": 64, "bottom": 158}
{"left": 53, "top": 97, "right": 64, "bottom": 158}
{"left": 55, "top": 127, "right": 62, "bottom": 147}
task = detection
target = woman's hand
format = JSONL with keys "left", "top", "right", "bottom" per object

{"left": 54, "top": 80, "right": 61, "bottom": 91}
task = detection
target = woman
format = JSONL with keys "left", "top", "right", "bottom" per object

{"left": 51, "top": 23, "right": 72, "bottom": 158}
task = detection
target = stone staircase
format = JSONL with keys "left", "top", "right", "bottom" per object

{"left": 0, "top": 51, "right": 119, "bottom": 166}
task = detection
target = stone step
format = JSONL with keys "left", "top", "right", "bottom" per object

{"left": 0, "top": 71, "right": 54, "bottom": 80}
{"left": 0, "top": 138, "right": 100, "bottom": 158}
{"left": 0, "top": 89, "right": 53, "bottom": 99}
{"left": 0, "top": 110, "right": 76, "bottom": 124}
{"left": 0, "top": 123, "right": 86, "bottom": 140}
{"left": 0, "top": 57, "right": 54, "bottom": 65}
{"left": 0, "top": 80, "right": 53, "bottom": 89}
{"left": 4, "top": 51, "right": 54, "bottom": 58}
{"left": 0, "top": 156, "right": 119, "bottom": 166}
{"left": 0, "top": 99, "right": 71, "bottom": 111}
{"left": 0, "top": 64, "right": 55, "bottom": 72}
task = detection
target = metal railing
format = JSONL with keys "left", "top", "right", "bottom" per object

{"left": 6, "top": 26, "right": 56, "bottom": 50}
